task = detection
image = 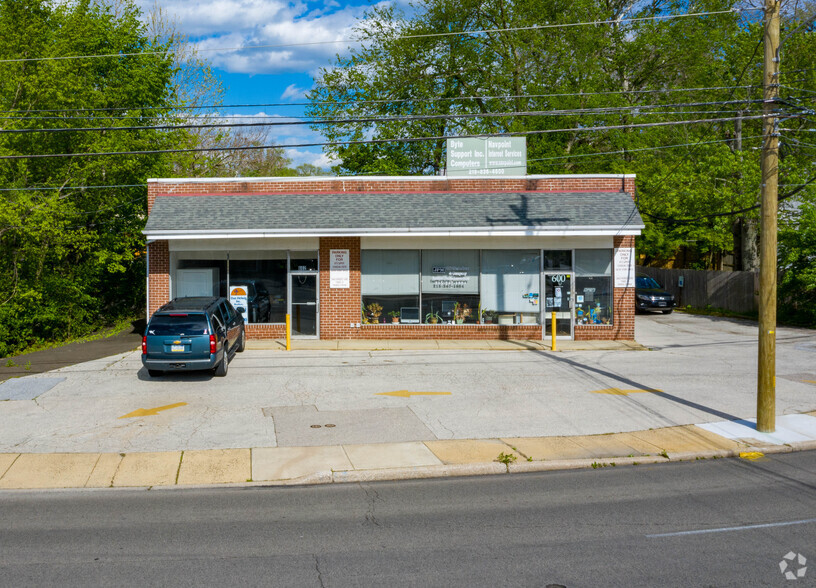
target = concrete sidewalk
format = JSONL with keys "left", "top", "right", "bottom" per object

{"left": 245, "top": 339, "right": 647, "bottom": 351}
{"left": 2, "top": 414, "right": 815, "bottom": 490}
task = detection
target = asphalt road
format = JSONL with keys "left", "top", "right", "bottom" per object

{"left": 1, "top": 451, "right": 814, "bottom": 587}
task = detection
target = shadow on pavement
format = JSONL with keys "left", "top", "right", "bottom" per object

{"left": 539, "top": 350, "right": 742, "bottom": 422}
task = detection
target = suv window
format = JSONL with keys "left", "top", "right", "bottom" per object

{"left": 210, "top": 311, "right": 224, "bottom": 333}
{"left": 220, "top": 301, "right": 233, "bottom": 322}
{"left": 148, "top": 314, "right": 209, "bottom": 336}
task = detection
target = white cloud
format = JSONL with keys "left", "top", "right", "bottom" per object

{"left": 136, "top": 0, "right": 384, "bottom": 75}
{"left": 280, "top": 84, "right": 308, "bottom": 101}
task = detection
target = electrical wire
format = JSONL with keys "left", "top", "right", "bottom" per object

{"left": 0, "top": 85, "right": 760, "bottom": 115}
{"left": 0, "top": 114, "right": 769, "bottom": 160}
{"left": 0, "top": 8, "right": 756, "bottom": 65}
{"left": 0, "top": 100, "right": 767, "bottom": 135}
{"left": 642, "top": 174, "right": 816, "bottom": 225}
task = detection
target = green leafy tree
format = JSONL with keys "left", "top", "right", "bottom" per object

{"left": 0, "top": 0, "right": 179, "bottom": 356}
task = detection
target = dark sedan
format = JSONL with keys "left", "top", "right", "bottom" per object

{"left": 635, "top": 274, "right": 676, "bottom": 314}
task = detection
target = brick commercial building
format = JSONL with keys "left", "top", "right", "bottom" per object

{"left": 144, "top": 175, "right": 643, "bottom": 341}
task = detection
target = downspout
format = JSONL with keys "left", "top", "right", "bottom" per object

{"left": 146, "top": 241, "right": 150, "bottom": 322}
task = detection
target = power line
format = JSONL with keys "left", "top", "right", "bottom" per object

{"left": 0, "top": 85, "right": 759, "bottom": 115}
{"left": 0, "top": 107, "right": 759, "bottom": 122}
{"left": 0, "top": 100, "right": 766, "bottom": 135}
{"left": 0, "top": 8, "right": 756, "bottom": 65}
{"left": 0, "top": 137, "right": 760, "bottom": 192}
{"left": 642, "top": 174, "right": 816, "bottom": 225}
{"left": 0, "top": 114, "right": 769, "bottom": 161}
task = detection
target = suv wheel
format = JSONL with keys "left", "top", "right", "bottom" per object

{"left": 237, "top": 330, "right": 246, "bottom": 352}
{"left": 147, "top": 369, "right": 163, "bottom": 378}
{"left": 661, "top": 309, "right": 673, "bottom": 314}
{"left": 214, "top": 355, "right": 229, "bottom": 377}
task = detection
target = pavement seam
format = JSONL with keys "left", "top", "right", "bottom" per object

{"left": 0, "top": 453, "right": 21, "bottom": 480}
{"left": 175, "top": 451, "right": 184, "bottom": 486}
{"left": 83, "top": 454, "right": 103, "bottom": 488}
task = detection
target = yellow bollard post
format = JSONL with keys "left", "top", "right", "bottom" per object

{"left": 551, "top": 311, "right": 557, "bottom": 351}
{"left": 285, "top": 314, "right": 291, "bottom": 351}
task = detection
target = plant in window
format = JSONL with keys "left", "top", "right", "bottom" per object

{"left": 425, "top": 311, "right": 441, "bottom": 324}
{"left": 453, "top": 303, "right": 471, "bottom": 324}
{"left": 365, "top": 302, "right": 383, "bottom": 323}
{"left": 482, "top": 309, "right": 496, "bottom": 324}
{"left": 388, "top": 310, "right": 400, "bottom": 323}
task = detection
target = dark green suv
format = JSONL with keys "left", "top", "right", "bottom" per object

{"left": 141, "top": 297, "right": 246, "bottom": 378}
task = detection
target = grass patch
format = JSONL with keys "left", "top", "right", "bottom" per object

{"left": 2, "top": 315, "right": 142, "bottom": 360}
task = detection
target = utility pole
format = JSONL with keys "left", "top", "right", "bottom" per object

{"left": 757, "top": 0, "right": 780, "bottom": 433}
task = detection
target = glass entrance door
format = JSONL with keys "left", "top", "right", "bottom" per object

{"left": 544, "top": 273, "right": 572, "bottom": 338}
{"left": 289, "top": 274, "right": 318, "bottom": 337}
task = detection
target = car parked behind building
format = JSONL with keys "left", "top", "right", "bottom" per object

{"left": 635, "top": 274, "right": 676, "bottom": 314}
{"left": 142, "top": 297, "right": 245, "bottom": 378}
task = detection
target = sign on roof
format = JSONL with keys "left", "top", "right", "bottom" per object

{"left": 446, "top": 137, "right": 526, "bottom": 176}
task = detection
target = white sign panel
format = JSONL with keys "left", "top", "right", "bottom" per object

{"left": 330, "top": 249, "right": 350, "bottom": 288}
{"left": 614, "top": 248, "right": 635, "bottom": 288}
{"left": 446, "top": 137, "right": 526, "bottom": 176}
{"left": 229, "top": 285, "right": 249, "bottom": 322}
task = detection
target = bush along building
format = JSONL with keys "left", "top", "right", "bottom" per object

{"left": 143, "top": 174, "right": 642, "bottom": 341}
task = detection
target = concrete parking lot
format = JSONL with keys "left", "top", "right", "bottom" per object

{"left": 0, "top": 313, "right": 814, "bottom": 456}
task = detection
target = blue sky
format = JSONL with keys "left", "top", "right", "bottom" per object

{"left": 135, "top": 0, "right": 404, "bottom": 168}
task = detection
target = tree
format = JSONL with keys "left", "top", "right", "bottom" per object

{"left": 0, "top": 0, "right": 179, "bottom": 356}
{"left": 308, "top": 0, "right": 816, "bottom": 273}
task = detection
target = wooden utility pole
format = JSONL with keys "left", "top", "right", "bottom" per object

{"left": 757, "top": 0, "right": 780, "bottom": 433}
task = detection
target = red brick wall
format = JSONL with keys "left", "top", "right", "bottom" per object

{"left": 146, "top": 175, "right": 638, "bottom": 341}
{"left": 319, "top": 237, "right": 362, "bottom": 339}
{"left": 147, "top": 175, "right": 635, "bottom": 213}
{"left": 147, "top": 240, "right": 169, "bottom": 316}
{"left": 574, "top": 235, "right": 635, "bottom": 341}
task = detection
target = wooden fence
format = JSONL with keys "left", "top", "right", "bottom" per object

{"left": 636, "top": 266, "right": 759, "bottom": 314}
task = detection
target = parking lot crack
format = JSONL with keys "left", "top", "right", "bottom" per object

{"left": 360, "top": 483, "right": 382, "bottom": 528}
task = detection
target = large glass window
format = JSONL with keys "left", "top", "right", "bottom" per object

{"left": 175, "top": 259, "right": 228, "bottom": 298}
{"left": 575, "top": 249, "right": 613, "bottom": 325}
{"left": 481, "top": 250, "right": 540, "bottom": 324}
{"left": 230, "top": 255, "right": 288, "bottom": 324}
{"left": 361, "top": 250, "right": 420, "bottom": 324}
{"left": 421, "top": 250, "right": 479, "bottom": 323}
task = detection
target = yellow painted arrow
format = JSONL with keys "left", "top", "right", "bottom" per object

{"left": 119, "top": 402, "right": 188, "bottom": 419}
{"left": 590, "top": 388, "right": 662, "bottom": 395}
{"left": 739, "top": 451, "right": 765, "bottom": 461}
{"left": 376, "top": 391, "right": 452, "bottom": 398}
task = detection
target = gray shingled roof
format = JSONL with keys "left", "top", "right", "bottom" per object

{"left": 144, "top": 192, "right": 643, "bottom": 235}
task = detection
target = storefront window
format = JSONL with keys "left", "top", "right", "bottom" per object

{"left": 175, "top": 258, "right": 228, "bottom": 298}
{"left": 230, "top": 257, "right": 287, "bottom": 323}
{"left": 361, "top": 250, "right": 420, "bottom": 324}
{"left": 290, "top": 251, "right": 318, "bottom": 271}
{"left": 575, "top": 249, "right": 613, "bottom": 325}
{"left": 421, "top": 250, "right": 479, "bottom": 323}
{"left": 481, "top": 250, "right": 540, "bottom": 324}
{"left": 542, "top": 250, "right": 572, "bottom": 270}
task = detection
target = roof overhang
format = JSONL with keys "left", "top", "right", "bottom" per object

{"left": 144, "top": 225, "right": 643, "bottom": 242}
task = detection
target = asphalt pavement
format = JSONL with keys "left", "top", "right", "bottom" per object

{"left": 0, "top": 313, "right": 815, "bottom": 490}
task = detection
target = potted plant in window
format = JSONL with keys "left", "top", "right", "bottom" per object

{"left": 453, "top": 303, "right": 470, "bottom": 324}
{"left": 388, "top": 310, "right": 400, "bottom": 323}
{"left": 366, "top": 302, "right": 383, "bottom": 324}
{"left": 425, "top": 311, "right": 441, "bottom": 324}
{"left": 482, "top": 309, "right": 496, "bottom": 324}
